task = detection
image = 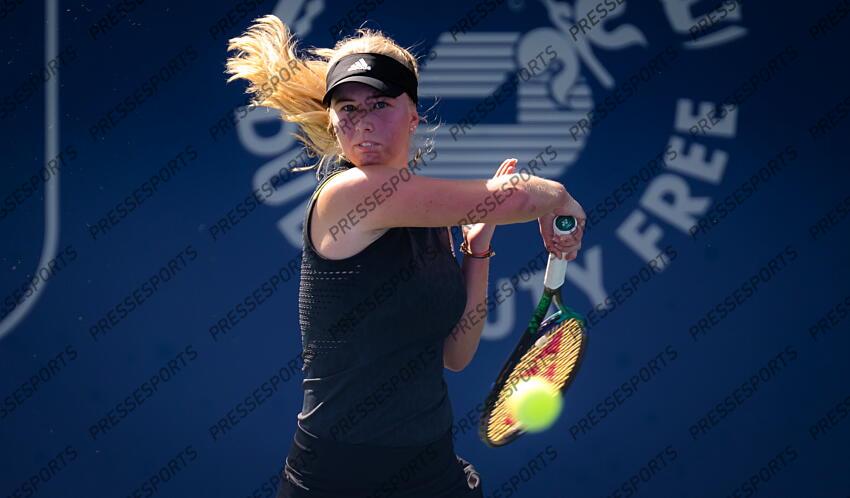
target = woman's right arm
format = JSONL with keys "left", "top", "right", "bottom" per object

{"left": 319, "top": 164, "right": 568, "bottom": 231}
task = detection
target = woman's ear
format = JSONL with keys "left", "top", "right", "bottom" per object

{"left": 409, "top": 110, "right": 419, "bottom": 133}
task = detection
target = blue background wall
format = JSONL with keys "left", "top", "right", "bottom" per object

{"left": 2, "top": 0, "right": 849, "bottom": 496}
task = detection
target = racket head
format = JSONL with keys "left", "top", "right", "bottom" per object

{"left": 478, "top": 305, "right": 587, "bottom": 447}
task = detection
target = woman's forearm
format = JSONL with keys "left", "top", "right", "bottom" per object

{"left": 517, "top": 176, "right": 568, "bottom": 219}
{"left": 443, "top": 235, "right": 492, "bottom": 372}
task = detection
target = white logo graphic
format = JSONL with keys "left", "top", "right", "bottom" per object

{"left": 659, "top": 0, "right": 747, "bottom": 49}
{"left": 0, "top": 1, "right": 61, "bottom": 340}
{"left": 347, "top": 58, "right": 371, "bottom": 71}
{"left": 411, "top": 0, "right": 646, "bottom": 181}
{"left": 272, "top": 0, "right": 323, "bottom": 35}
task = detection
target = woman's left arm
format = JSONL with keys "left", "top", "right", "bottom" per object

{"left": 443, "top": 242, "right": 492, "bottom": 372}
{"left": 443, "top": 158, "right": 517, "bottom": 372}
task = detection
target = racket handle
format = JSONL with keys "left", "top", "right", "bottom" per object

{"left": 543, "top": 216, "right": 578, "bottom": 289}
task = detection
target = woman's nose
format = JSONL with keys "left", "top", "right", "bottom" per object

{"left": 354, "top": 118, "right": 375, "bottom": 132}
{"left": 354, "top": 113, "right": 374, "bottom": 133}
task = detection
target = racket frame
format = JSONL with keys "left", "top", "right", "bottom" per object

{"left": 478, "top": 215, "right": 588, "bottom": 447}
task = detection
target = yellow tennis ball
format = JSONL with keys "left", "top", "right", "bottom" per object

{"left": 507, "top": 377, "right": 563, "bottom": 432}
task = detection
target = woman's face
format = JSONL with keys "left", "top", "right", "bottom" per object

{"left": 329, "top": 82, "right": 418, "bottom": 168}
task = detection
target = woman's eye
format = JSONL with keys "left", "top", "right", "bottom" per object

{"left": 341, "top": 101, "right": 387, "bottom": 112}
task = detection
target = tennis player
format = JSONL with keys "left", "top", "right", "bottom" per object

{"left": 225, "top": 15, "right": 585, "bottom": 498}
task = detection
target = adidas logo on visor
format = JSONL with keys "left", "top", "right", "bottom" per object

{"left": 347, "top": 58, "right": 371, "bottom": 71}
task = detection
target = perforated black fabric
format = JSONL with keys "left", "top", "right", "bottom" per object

{"left": 295, "top": 162, "right": 468, "bottom": 446}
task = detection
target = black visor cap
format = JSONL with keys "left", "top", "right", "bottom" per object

{"left": 323, "top": 53, "right": 418, "bottom": 108}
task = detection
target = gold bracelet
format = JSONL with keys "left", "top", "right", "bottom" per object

{"left": 460, "top": 239, "right": 495, "bottom": 258}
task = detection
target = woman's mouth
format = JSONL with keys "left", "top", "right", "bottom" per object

{"left": 356, "top": 142, "right": 380, "bottom": 152}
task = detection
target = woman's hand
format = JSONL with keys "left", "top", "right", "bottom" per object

{"left": 538, "top": 190, "right": 586, "bottom": 260}
{"left": 462, "top": 158, "right": 518, "bottom": 252}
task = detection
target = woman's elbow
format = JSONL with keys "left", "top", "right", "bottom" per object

{"left": 444, "top": 361, "right": 463, "bottom": 373}
{"left": 443, "top": 350, "right": 469, "bottom": 372}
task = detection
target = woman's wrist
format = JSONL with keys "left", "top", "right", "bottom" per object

{"left": 465, "top": 235, "right": 492, "bottom": 254}
{"left": 464, "top": 238, "right": 492, "bottom": 259}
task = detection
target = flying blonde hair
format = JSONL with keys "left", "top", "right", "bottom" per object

{"left": 224, "top": 15, "right": 437, "bottom": 181}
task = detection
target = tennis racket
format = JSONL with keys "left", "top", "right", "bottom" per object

{"left": 479, "top": 215, "right": 587, "bottom": 447}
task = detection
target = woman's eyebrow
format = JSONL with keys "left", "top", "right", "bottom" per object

{"left": 335, "top": 93, "right": 390, "bottom": 104}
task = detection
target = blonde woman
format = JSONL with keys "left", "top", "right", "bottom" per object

{"left": 225, "top": 15, "right": 585, "bottom": 498}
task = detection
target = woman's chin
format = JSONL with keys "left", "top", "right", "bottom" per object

{"left": 357, "top": 154, "right": 382, "bottom": 166}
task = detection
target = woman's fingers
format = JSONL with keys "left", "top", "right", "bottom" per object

{"left": 555, "top": 235, "right": 581, "bottom": 249}
{"left": 547, "top": 227, "right": 583, "bottom": 260}
{"left": 539, "top": 193, "right": 586, "bottom": 260}
{"left": 495, "top": 158, "right": 517, "bottom": 177}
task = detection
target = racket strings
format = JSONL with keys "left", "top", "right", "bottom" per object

{"left": 484, "top": 318, "right": 585, "bottom": 444}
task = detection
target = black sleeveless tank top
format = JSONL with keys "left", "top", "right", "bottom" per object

{"left": 296, "top": 163, "right": 468, "bottom": 447}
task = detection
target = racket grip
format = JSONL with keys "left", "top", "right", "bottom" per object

{"left": 543, "top": 216, "right": 578, "bottom": 289}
